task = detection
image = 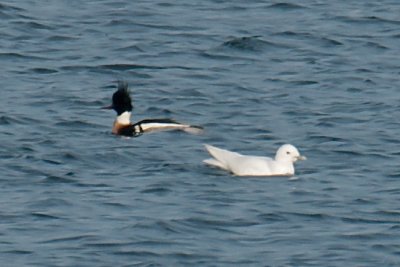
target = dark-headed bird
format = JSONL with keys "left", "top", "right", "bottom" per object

{"left": 103, "top": 82, "right": 203, "bottom": 137}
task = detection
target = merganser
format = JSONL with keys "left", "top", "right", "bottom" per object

{"left": 203, "top": 144, "right": 306, "bottom": 176}
{"left": 103, "top": 82, "right": 203, "bottom": 137}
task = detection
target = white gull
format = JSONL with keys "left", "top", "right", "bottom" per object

{"left": 203, "top": 144, "right": 306, "bottom": 176}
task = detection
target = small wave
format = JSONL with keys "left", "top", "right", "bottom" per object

{"left": 113, "top": 250, "right": 160, "bottom": 257}
{"left": 386, "top": 172, "right": 400, "bottom": 178}
{"left": 341, "top": 216, "right": 398, "bottom": 225}
{"left": 0, "top": 52, "right": 46, "bottom": 61}
{"left": 339, "top": 230, "right": 394, "bottom": 242}
{"left": 31, "top": 212, "right": 60, "bottom": 220}
{"left": 0, "top": 3, "right": 25, "bottom": 12}
{"left": 184, "top": 217, "right": 258, "bottom": 228}
{"left": 267, "top": 3, "right": 306, "bottom": 10}
{"left": 290, "top": 80, "right": 319, "bottom": 86}
{"left": 145, "top": 106, "right": 173, "bottom": 115}
{"left": 275, "top": 31, "right": 343, "bottom": 47}
{"left": 40, "top": 234, "right": 95, "bottom": 244}
{"left": 105, "top": 18, "right": 135, "bottom": 27}
{"left": 321, "top": 37, "right": 343, "bottom": 46}
{"left": 200, "top": 51, "right": 242, "bottom": 61}
{"left": 13, "top": 20, "right": 54, "bottom": 30}
{"left": 221, "top": 36, "right": 283, "bottom": 52}
{"left": 40, "top": 175, "right": 77, "bottom": 184}
{"left": 3, "top": 250, "right": 32, "bottom": 255}
{"left": 46, "top": 35, "right": 80, "bottom": 42}
{"left": 0, "top": 115, "right": 22, "bottom": 125}
{"left": 29, "top": 67, "right": 58, "bottom": 74}
{"left": 42, "top": 159, "right": 62, "bottom": 165}
{"left": 115, "top": 44, "right": 145, "bottom": 53}
{"left": 54, "top": 120, "right": 97, "bottom": 129}
{"left": 308, "top": 134, "right": 348, "bottom": 144}
{"left": 257, "top": 212, "right": 287, "bottom": 222}
{"left": 332, "top": 149, "right": 364, "bottom": 157}
{"left": 337, "top": 15, "right": 400, "bottom": 26}
{"left": 363, "top": 41, "right": 388, "bottom": 50}
{"left": 141, "top": 187, "right": 172, "bottom": 195}
{"left": 61, "top": 64, "right": 195, "bottom": 73}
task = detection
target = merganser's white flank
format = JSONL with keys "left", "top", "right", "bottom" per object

{"left": 204, "top": 144, "right": 306, "bottom": 176}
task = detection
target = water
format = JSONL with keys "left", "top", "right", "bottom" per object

{"left": 1, "top": 1, "right": 400, "bottom": 266}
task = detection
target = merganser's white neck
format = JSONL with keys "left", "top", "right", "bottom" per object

{"left": 116, "top": 111, "right": 131, "bottom": 125}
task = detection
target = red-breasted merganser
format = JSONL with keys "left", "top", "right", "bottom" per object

{"left": 103, "top": 82, "right": 203, "bottom": 137}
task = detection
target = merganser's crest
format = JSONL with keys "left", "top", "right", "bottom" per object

{"left": 103, "top": 81, "right": 203, "bottom": 137}
{"left": 111, "top": 82, "right": 133, "bottom": 115}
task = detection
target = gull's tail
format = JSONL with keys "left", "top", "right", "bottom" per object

{"left": 203, "top": 144, "right": 241, "bottom": 170}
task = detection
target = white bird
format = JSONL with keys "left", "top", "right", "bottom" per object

{"left": 203, "top": 144, "right": 306, "bottom": 176}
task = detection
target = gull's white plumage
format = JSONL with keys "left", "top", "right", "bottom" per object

{"left": 204, "top": 144, "right": 306, "bottom": 176}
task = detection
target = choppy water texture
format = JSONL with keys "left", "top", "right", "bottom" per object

{"left": 1, "top": 1, "right": 400, "bottom": 266}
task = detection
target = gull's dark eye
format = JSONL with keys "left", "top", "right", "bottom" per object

{"left": 286, "top": 151, "right": 290, "bottom": 155}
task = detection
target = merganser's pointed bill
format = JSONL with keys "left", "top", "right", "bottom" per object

{"left": 104, "top": 82, "right": 203, "bottom": 137}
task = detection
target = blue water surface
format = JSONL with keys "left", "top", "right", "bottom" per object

{"left": 1, "top": 1, "right": 400, "bottom": 266}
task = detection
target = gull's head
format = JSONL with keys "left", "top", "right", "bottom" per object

{"left": 275, "top": 144, "right": 306, "bottom": 163}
